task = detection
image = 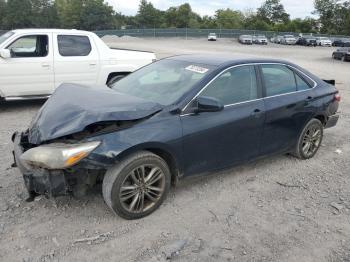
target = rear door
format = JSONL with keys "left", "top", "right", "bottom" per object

{"left": 0, "top": 33, "right": 54, "bottom": 97}
{"left": 181, "top": 65, "right": 265, "bottom": 176}
{"left": 259, "top": 64, "right": 316, "bottom": 155}
{"left": 53, "top": 33, "right": 99, "bottom": 88}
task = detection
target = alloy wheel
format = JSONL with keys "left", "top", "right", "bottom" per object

{"left": 302, "top": 125, "right": 322, "bottom": 157}
{"left": 119, "top": 165, "right": 165, "bottom": 213}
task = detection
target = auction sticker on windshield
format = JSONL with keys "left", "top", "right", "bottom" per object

{"left": 185, "top": 65, "right": 209, "bottom": 74}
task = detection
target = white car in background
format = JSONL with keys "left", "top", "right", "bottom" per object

{"left": 281, "top": 35, "right": 297, "bottom": 45}
{"left": 275, "top": 35, "right": 284, "bottom": 44}
{"left": 253, "top": 35, "right": 268, "bottom": 45}
{"left": 208, "top": 33, "right": 217, "bottom": 41}
{"left": 239, "top": 35, "right": 253, "bottom": 45}
{"left": 0, "top": 29, "right": 156, "bottom": 101}
{"left": 316, "top": 37, "right": 332, "bottom": 47}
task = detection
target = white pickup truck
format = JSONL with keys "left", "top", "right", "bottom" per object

{"left": 0, "top": 29, "right": 156, "bottom": 101}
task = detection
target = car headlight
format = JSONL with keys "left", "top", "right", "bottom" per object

{"left": 20, "top": 141, "right": 100, "bottom": 169}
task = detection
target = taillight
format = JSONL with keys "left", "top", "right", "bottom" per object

{"left": 335, "top": 93, "right": 341, "bottom": 102}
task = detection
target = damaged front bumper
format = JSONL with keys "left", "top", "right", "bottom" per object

{"left": 13, "top": 132, "right": 69, "bottom": 199}
{"left": 13, "top": 132, "right": 105, "bottom": 200}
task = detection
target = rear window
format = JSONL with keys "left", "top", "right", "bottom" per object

{"left": 57, "top": 35, "right": 91, "bottom": 57}
{"left": 261, "top": 64, "right": 312, "bottom": 97}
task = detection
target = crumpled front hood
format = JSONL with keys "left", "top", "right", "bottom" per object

{"left": 28, "top": 84, "right": 163, "bottom": 144}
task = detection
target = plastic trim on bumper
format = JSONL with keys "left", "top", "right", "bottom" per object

{"left": 13, "top": 132, "right": 69, "bottom": 198}
{"left": 325, "top": 113, "right": 340, "bottom": 129}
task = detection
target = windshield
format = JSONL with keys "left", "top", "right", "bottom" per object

{"left": 111, "top": 59, "right": 215, "bottom": 106}
{"left": 285, "top": 35, "right": 294, "bottom": 38}
{"left": 0, "top": 31, "right": 14, "bottom": 46}
{"left": 320, "top": 37, "right": 329, "bottom": 40}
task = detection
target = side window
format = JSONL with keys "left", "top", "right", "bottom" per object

{"left": 7, "top": 35, "right": 48, "bottom": 58}
{"left": 261, "top": 65, "right": 297, "bottom": 96}
{"left": 295, "top": 73, "right": 311, "bottom": 91}
{"left": 57, "top": 35, "right": 91, "bottom": 57}
{"left": 200, "top": 65, "right": 258, "bottom": 105}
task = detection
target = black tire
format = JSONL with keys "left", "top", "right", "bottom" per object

{"left": 292, "top": 118, "right": 323, "bottom": 159}
{"left": 102, "top": 151, "right": 171, "bottom": 219}
{"left": 107, "top": 74, "right": 126, "bottom": 87}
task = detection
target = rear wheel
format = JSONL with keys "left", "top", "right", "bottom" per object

{"left": 102, "top": 151, "right": 171, "bottom": 219}
{"left": 292, "top": 119, "right": 323, "bottom": 159}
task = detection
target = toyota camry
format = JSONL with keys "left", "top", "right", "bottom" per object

{"left": 13, "top": 55, "right": 340, "bottom": 219}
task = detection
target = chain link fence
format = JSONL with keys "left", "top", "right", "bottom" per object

{"left": 1, "top": 28, "right": 349, "bottom": 40}
{"left": 95, "top": 28, "right": 349, "bottom": 40}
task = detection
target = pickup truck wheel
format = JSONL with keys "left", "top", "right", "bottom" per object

{"left": 107, "top": 75, "right": 126, "bottom": 87}
{"left": 102, "top": 151, "right": 171, "bottom": 220}
{"left": 292, "top": 119, "right": 323, "bottom": 159}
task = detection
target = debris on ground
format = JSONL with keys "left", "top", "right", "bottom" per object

{"left": 73, "top": 232, "right": 113, "bottom": 245}
{"left": 335, "top": 149, "right": 342, "bottom": 154}
{"left": 159, "top": 239, "right": 188, "bottom": 259}
{"left": 330, "top": 202, "right": 344, "bottom": 213}
{"left": 276, "top": 181, "right": 307, "bottom": 189}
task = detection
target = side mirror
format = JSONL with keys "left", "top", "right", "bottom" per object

{"left": 195, "top": 96, "right": 224, "bottom": 113}
{"left": 0, "top": 49, "right": 11, "bottom": 59}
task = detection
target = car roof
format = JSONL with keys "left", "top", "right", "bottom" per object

{"left": 11, "top": 28, "right": 93, "bottom": 35}
{"left": 166, "top": 54, "right": 292, "bottom": 67}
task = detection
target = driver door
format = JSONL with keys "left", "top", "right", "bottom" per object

{"left": 180, "top": 65, "right": 265, "bottom": 176}
{"left": 0, "top": 34, "right": 54, "bottom": 97}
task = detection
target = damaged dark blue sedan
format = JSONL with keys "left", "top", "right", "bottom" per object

{"left": 13, "top": 55, "right": 340, "bottom": 219}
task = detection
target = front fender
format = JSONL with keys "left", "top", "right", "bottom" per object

{"left": 82, "top": 114, "right": 184, "bottom": 174}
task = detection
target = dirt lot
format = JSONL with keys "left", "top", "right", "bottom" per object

{"left": 1, "top": 37, "right": 350, "bottom": 262}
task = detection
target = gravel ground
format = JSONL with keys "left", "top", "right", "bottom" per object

{"left": 1, "top": 38, "right": 350, "bottom": 262}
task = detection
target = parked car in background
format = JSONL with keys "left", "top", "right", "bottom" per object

{"left": 13, "top": 55, "right": 340, "bottom": 219}
{"left": 253, "top": 35, "right": 268, "bottom": 45}
{"left": 332, "top": 47, "right": 350, "bottom": 61}
{"left": 208, "top": 33, "right": 217, "bottom": 41}
{"left": 281, "top": 35, "right": 297, "bottom": 45}
{"left": 0, "top": 29, "right": 156, "bottom": 101}
{"left": 316, "top": 37, "right": 332, "bottom": 47}
{"left": 275, "top": 35, "right": 284, "bottom": 44}
{"left": 239, "top": 35, "right": 253, "bottom": 45}
{"left": 332, "top": 38, "right": 350, "bottom": 47}
{"left": 296, "top": 36, "right": 317, "bottom": 46}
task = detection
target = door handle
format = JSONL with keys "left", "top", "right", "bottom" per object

{"left": 306, "top": 96, "right": 313, "bottom": 100}
{"left": 89, "top": 62, "right": 97, "bottom": 66}
{"left": 41, "top": 63, "right": 50, "bottom": 68}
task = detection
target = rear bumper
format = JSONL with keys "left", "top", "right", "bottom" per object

{"left": 325, "top": 113, "right": 340, "bottom": 129}
{"left": 13, "top": 132, "right": 68, "bottom": 198}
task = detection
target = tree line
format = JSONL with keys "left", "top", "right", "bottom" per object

{"left": 0, "top": 0, "right": 349, "bottom": 35}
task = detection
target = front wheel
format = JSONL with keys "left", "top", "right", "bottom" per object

{"left": 292, "top": 118, "right": 323, "bottom": 159}
{"left": 102, "top": 151, "right": 171, "bottom": 219}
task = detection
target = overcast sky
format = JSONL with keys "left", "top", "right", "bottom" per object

{"left": 105, "top": 0, "right": 316, "bottom": 19}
